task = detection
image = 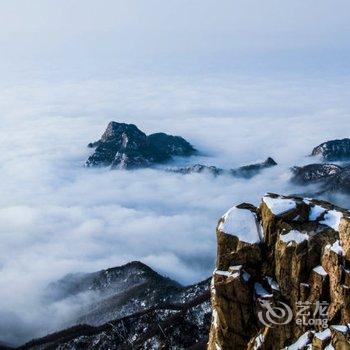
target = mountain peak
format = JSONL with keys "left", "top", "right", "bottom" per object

{"left": 85, "top": 121, "right": 196, "bottom": 169}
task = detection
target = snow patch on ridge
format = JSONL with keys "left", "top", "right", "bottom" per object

{"left": 266, "top": 276, "right": 280, "bottom": 291}
{"left": 284, "top": 331, "right": 314, "bottom": 350}
{"left": 304, "top": 199, "right": 344, "bottom": 231}
{"left": 314, "top": 328, "right": 331, "bottom": 341}
{"left": 253, "top": 332, "right": 265, "bottom": 350}
{"left": 326, "top": 240, "right": 343, "bottom": 255}
{"left": 320, "top": 210, "right": 343, "bottom": 231}
{"left": 308, "top": 204, "right": 326, "bottom": 221}
{"left": 254, "top": 283, "right": 272, "bottom": 298}
{"left": 313, "top": 265, "right": 327, "bottom": 276}
{"left": 331, "top": 325, "right": 348, "bottom": 333}
{"left": 280, "top": 230, "right": 309, "bottom": 244}
{"left": 214, "top": 270, "right": 231, "bottom": 277}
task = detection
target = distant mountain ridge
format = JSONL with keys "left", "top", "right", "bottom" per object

{"left": 16, "top": 261, "right": 211, "bottom": 349}
{"left": 169, "top": 157, "right": 277, "bottom": 179}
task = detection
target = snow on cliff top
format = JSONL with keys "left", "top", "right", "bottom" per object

{"left": 263, "top": 196, "right": 296, "bottom": 215}
{"left": 320, "top": 210, "right": 343, "bottom": 231}
{"left": 218, "top": 207, "right": 261, "bottom": 244}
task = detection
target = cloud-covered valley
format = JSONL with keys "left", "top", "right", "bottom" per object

{"left": 0, "top": 71, "right": 350, "bottom": 344}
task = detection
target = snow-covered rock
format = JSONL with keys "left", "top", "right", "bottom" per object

{"left": 218, "top": 206, "right": 261, "bottom": 243}
{"left": 262, "top": 196, "right": 296, "bottom": 215}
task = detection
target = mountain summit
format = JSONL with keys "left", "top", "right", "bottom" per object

{"left": 86, "top": 122, "right": 196, "bottom": 169}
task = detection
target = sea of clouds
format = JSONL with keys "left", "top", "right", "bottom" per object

{"left": 1, "top": 0, "right": 350, "bottom": 345}
{"left": 0, "top": 70, "right": 350, "bottom": 344}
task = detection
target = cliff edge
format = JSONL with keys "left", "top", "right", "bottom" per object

{"left": 208, "top": 194, "right": 350, "bottom": 349}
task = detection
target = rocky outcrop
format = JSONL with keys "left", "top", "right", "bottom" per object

{"left": 311, "top": 138, "right": 350, "bottom": 161}
{"left": 169, "top": 158, "right": 277, "bottom": 179}
{"left": 208, "top": 194, "right": 350, "bottom": 349}
{"left": 86, "top": 122, "right": 196, "bottom": 169}
{"left": 291, "top": 163, "right": 350, "bottom": 194}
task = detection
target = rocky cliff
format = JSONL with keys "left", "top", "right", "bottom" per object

{"left": 208, "top": 194, "right": 350, "bottom": 349}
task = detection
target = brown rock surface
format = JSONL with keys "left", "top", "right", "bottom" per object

{"left": 208, "top": 194, "right": 350, "bottom": 349}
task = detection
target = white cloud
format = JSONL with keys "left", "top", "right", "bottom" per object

{"left": 0, "top": 1, "right": 349, "bottom": 344}
{"left": 0, "top": 70, "right": 349, "bottom": 344}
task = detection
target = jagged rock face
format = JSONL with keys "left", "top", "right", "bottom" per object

{"left": 169, "top": 158, "right": 277, "bottom": 179}
{"left": 208, "top": 194, "right": 350, "bottom": 349}
{"left": 312, "top": 138, "right": 350, "bottom": 161}
{"left": 21, "top": 276, "right": 211, "bottom": 350}
{"left": 86, "top": 122, "right": 196, "bottom": 169}
{"left": 291, "top": 163, "right": 350, "bottom": 194}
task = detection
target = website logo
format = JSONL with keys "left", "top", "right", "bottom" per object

{"left": 258, "top": 299, "right": 329, "bottom": 328}
{"left": 258, "top": 300, "right": 293, "bottom": 327}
